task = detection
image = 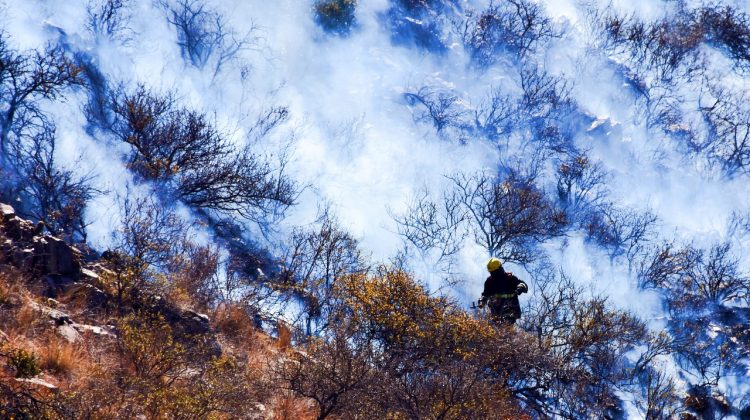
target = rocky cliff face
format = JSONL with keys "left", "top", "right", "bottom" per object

{"left": 0, "top": 202, "right": 215, "bottom": 345}
{"left": 0, "top": 203, "right": 82, "bottom": 281}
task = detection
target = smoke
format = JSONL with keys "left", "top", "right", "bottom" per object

{"left": 4, "top": 2, "right": 750, "bottom": 395}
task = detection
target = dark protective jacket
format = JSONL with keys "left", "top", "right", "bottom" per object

{"left": 482, "top": 268, "right": 528, "bottom": 323}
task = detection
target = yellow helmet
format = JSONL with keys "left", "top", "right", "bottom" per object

{"left": 487, "top": 257, "right": 502, "bottom": 272}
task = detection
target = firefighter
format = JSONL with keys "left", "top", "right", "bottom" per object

{"left": 479, "top": 257, "right": 528, "bottom": 325}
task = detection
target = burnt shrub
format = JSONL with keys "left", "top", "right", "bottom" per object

{"left": 391, "top": 185, "right": 468, "bottom": 265}
{"left": 162, "top": 0, "right": 256, "bottom": 77}
{"left": 518, "top": 270, "right": 649, "bottom": 418}
{"left": 403, "top": 86, "right": 470, "bottom": 133}
{"left": 696, "top": 82, "right": 750, "bottom": 175}
{"left": 106, "top": 85, "right": 296, "bottom": 224}
{"left": 584, "top": 204, "right": 657, "bottom": 262}
{"left": 279, "top": 207, "right": 366, "bottom": 336}
{"left": 597, "top": 5, "right": 750, "bottom": 80}
{"left": 86, "top": 0, "right": 131, "bottom": 40}
{"left": 638, "top": 242, "right": 749, "bottom": 309}
{"left": 555, "top": 152, "right": 608, "bottom": 219}
{"left": 0, "top": 33, "right": 81, "bottom": 168}
{"left": 697, "top": 6, "right": 750, "bottom": 71}
{"left": 461, "top": 0, "right": 558, "bottom": 65}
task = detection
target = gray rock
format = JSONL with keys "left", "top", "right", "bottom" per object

{"left": 28, "top": 301, "right": 71, "bottom": 325}
{"left": 79, "top": 268, "right": 100, "bottom": 283}
{"left": 179, "top": 309, "right": 211, "bottom": 335}
{"left": 88, "top": 263, "right": 115, "bottom": 277}
{"left": 57, "top": 324, "right": 82, "bottom": 343}
{"left": 63, "top": 282, "right": 108, "bottom": 308}
{"left": 15, "top": 377, "right": 58, "bottom": 390}
{"left": 43, "top": 236, "right": 80, "bottom": 276}
{"left": 73, "top": 323, "right": 115, "bottom": 338}
{"left": 5, "top": 216, "right": 36, "bottom": 241}
{"left": 0, "top": 203, "right": 15, "bottom": 220}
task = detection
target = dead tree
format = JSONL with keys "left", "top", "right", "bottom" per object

{"left": 450, "top": 169, "right": 567, "bottom": 264}
{"left": 0, "top": 34, "right": 81, "bottom": 166}
{"left": 391, "top": 186, "right": 468, "bottom": 264}
{"left": 107, "top": 85, "right": 297, "bottom": 225}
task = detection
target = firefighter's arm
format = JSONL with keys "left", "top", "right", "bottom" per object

{"left": 478, "top": 293, "right": 488, "bottom": 308}
{"left": 515, "top": 279, "right": 528, "bottom": 295}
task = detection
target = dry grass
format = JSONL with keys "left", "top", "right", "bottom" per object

{"left": 0, "top": 270, "right": 26, "bottom": 307}
{"left": 13, "top": 302, "right": 41, "bottom": 334}
{"left": 277, "top": 321, "right": 292, "bottom": 351}
{"left": 214, "top": 303, "right": 256, "bottom": 342}
{"left": 272, "top": 391, "right": 316, "bottom": 420}
{"left": 38, "top": 339, "right": 81, "bottom": 377}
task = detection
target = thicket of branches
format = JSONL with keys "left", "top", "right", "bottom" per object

{"left": 278, "top": 267, "right": 658, "bottom": 419}
{"left": 105, "top": 85, "right": 296, "bottom": 225}
{"left": 593, "top": 4, "right": 750, "bottom": 174}
{"left": 461, "top": 0, "right": 559, "bottom": 65}
{"left": 0, "top": 33, "right": 95, "bottom": 242}
{"left": 161, "top": 0, "right": 256, "bottom": 77}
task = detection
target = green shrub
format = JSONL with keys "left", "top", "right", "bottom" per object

{"left": 10, "top": 348, "right": 41, "bottom": 378}
{"left": 315, "top": 0, "right": 357, "bottom": 34}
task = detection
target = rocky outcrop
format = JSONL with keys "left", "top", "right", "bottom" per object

{"left": 0, "top": 202, "right": 215, "bottom": 351}
{"left": 27, "top": 300, "right": 115, "bottom": 343}
{"left": 0, "top": 204, "right": 81, "bottom": 283}
{"left": 138, "top": 294, "right": 221, "bottom": 357}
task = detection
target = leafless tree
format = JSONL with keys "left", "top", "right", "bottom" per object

{"left": 694, "top": 243, "right": 749, "bottom": 304}
{"left": 518, "top": 270, "right": 648, "bottom": 418}
{"left": 461, "top": 0, "right": 559, "bottom": 65}
{"left": 727, "top": 210, "right": 750, "bottom": 237}
{"left": 112, "top": 191, "right": 189, "bottom": 272}
{"left": 473, "top": 87, "right": 516, "bottom": 140}
{"left": 280, "top": 206, "right": 367, "bottom": 335}
{"left": 162, "top": 0, "right": 258, "bottom": 77}
{"left": 472, "top": 65, "right": 574, "bottom": 151}
{"left": 104, "top": 191, "right": 190, "bottom": 309}
{"left": 555, "top": 152, "right": 608, "bottom": 217}
{"left": 107, "top": 85, "right": 297, "bottom": 225}
{"left": 595, "top": 7, "right": 703, "bottom": 83}
{"left": 247, "top": 106, "right": 290, "bottom": 142}
{"left": 0, "top": 33, "right": 81, "bottom": 166}
{"left": 593, "top": 4, "right": 750, "bottom": 135}
{"left": 277, "top": 317, "right": 376, "bottom": 420}
{"left": 450, "top": 169, "right": 567, "bottom": 264}
{"left": 584, "top": 204, "right": 658, "bottom": 262}
{"left": 638, "top": 241, "right": 749, "bottom": 307}
{"left": 697, "top": 6, "right": 750, "bottom": 72}
{"left": 518, "top": 66, "right": 573, "bottom": 124}
{"left": 672, "top": 317, "right": 741, "bottom": 388}
{"left": 12, "top": 126, "right": 101, "bottom": 242}
{"left": 697, "top": 81, "right": 750, "bottom": 175}
{"left": 86, "top": 0, "right": 131, "bottom": 40}
{"left": 637, "top": 242, "right": 697, "bottom": 291}
{"left": 403, "top": 86, "right": 470, "bottom": 133}
{"left": 634, "top": 367, "right": 684, "bottom": 420}
{"left": 391, "top": 186, "right": 468, "bottom": 263}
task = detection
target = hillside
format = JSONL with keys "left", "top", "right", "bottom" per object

{"left": 1, "top": 0, "right": 750, "bottom": 418}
